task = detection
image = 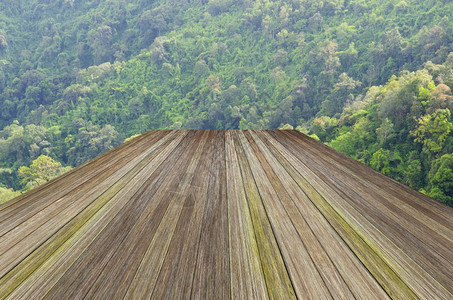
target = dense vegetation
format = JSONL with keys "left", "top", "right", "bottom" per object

{"left": 304, "top": 61, "right": 453, "bottom": 206}
{"left": 0, "top": 0, "right": 452, "bottom": 205}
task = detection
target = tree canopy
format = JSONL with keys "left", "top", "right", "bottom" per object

{"left": 0, "top": 0, "right": 452, "bottom": 205}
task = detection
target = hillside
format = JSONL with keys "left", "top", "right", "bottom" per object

{"left": 0, "top": 0, "right": 452, "bottom": 204}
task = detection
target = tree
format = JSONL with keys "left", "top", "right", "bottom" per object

{"left": 370, "top": 148, "right": 391, "bottom": 175}
{"left": 376, "top": 118, "right": 395, "bottom": 146}
{"left": 88, "top": 25, "right": 113, "bottom": 64}
{"left": 208, "top": 0, "right": 231, "bottom": 16}
{"left": 18, "top": 155, "right": 71, "bottom": 189}
{"left": 150, "top": 37, "right": 167, "bottom": 64}
{"left": 66, "top": 122, "right": 120, "bottom": 165}
{"left": 320, "top": 41, "right": 340, "bottom": 76}
{"left": 382, "top": 28, "right": 403, "bottom": 59}
{"left": 338, "top": 42, "right": 358, "bottom": 69}
{"left": 310, "top": 116, "right": 338, "bottom": 141}
{"left": 427, "top": 154, "right": 453, "bottom": 206}
{"left": 0, "top": 187, "right": 20, "bottom": 205}
{"left": 410, "top": 108, "right": 452, "bottom": 156}
{"left": 428, "top": 84, "right": 453, "bottom": 113}
{"left": 0, "top": 34, "right": 7, "bottom": 50}
{"left": 329, "top": 132, "right": 356, "bottom": 156}
{"left": 404, "top": 159, "right": 423, "bottom": 190}
{"left": 279, "top": 124, "right": 294, "bottom": 130}
{"left": 138, "top": 7, "right": 170, "bottom": 45}
{"left": 379, "top": 70, "right": 433, "bottom": 128}
{"left": 321, "top": 73, "right": 361, "bottom": 116}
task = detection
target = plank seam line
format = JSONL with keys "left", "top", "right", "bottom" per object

{"left": 223, "top": 132, "right": 230, "bottom": 300}
{"left": 225, "top": 131, "right": 234, "bottom": 300}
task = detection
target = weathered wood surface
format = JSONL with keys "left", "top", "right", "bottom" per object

{"left": 0, "top": 130, "right": 452, "bottom": 299}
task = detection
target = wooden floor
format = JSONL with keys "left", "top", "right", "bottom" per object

{"left": 0, "top": 130, "right": 452, "bottom": 299}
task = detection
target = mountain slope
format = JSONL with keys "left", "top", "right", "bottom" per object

{"left": 0, "top": 0, "right": 452, "bottom": 204}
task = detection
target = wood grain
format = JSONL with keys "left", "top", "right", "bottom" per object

{"left": 0, "top": 130, "right": 451, "bottom": 299}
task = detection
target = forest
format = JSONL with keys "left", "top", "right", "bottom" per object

{"left": 0, "top": 0, "right": 452, "bottom": 206}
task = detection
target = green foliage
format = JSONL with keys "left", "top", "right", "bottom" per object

{"left": 0, "top": 187, "right": 20, "bottom": 205}
{"left": 427, "top": 154, "right": 453, "bottom": 206}
{"left": 0, "top": 0, "right": 451, "bottom": 206}
{"left": 279, "top": 124, "right": 294, "bottom": 130}
{"left": 312, "top": 61, "right": 453, "bottom": 206}
{"left": 410, "top": 108, "right": 452, "bottom": 156}
{"left": 378, "top": 70, "right": 433, "bottom": 128}
{"left": 403, "top": 159, "right": 423, "bottom": 190}
{"left": 311, "top": 116, "right": 338, "bottom": 141}
{"left": 124, "top": 133, "right": 142, "bottom": 143}
{"left": 330, "top": 132, "right": 357, "bottom": 157}
{"left": 376, "top": 118, "right": 396, "bottom": 146}
{"left": 18, "top": 155, "right": 71, "bottom": 189}
{"left": 370, "top": 149, "right": 391, "bottom": 175}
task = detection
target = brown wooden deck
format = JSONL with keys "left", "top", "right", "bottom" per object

{"left": 0, "top": 130, "right": 452, "bottom": 299}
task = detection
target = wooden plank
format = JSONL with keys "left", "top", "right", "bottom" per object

{"left": 150, "top": 130, "right": 218, "bottom": 299}
{"left": 280, "top": 131, "right": 453, "bottom": 292}
{"left": 0, "top": 130, "right": 168, "bottom": 237}
{"left": 0, "top": 130, "right": 180, "bottom": 280}
{"left": 225, "top": 130, "right": 268, "bottom": 299}
{"left": 124, "top": 130, "right": 212, "bottom": 298}
{"left": 261, "top": 130, "right": 417, "bottom": 299}
{"left": 237, "top": 131, "right": 333, "bottom": 299}
{"left": 0, "top": 131, "right": 188, "bottom": 298}
{"left": 232, "top": 131, "right": 296, "bottom": 299}
{"left": 252, "top": 130, "right": 389, "bottom": 299}
{"left": 268, "top": 130, "right": 451, "bottom": 299}
{"left": 191, "top": 131, "right": 230, "bottom": 299}
{"left": 5, "top": 131, "right": 194, "bottom": 300}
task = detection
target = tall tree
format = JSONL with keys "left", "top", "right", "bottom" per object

{"left": 18, "top": 155, "right": 71, "bottom": 189}
{"left": 410, "top": 108, "right": 452, "bottom": 157}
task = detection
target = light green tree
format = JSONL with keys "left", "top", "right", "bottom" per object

{"left": 0, "top": 187, "right": 21, "bottom": 205}
{"left": 279, "top": 124, "right": 294, "bottom": 130}
{"left": 18, "top": 155, "right": 71, "bottom": 189}
{"left": 410, "top": 108, "right": 452, "bottom": 156}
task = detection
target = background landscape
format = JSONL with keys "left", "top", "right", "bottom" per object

{"left": 0, "top": 0, "right": 451, "bottom": 206}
